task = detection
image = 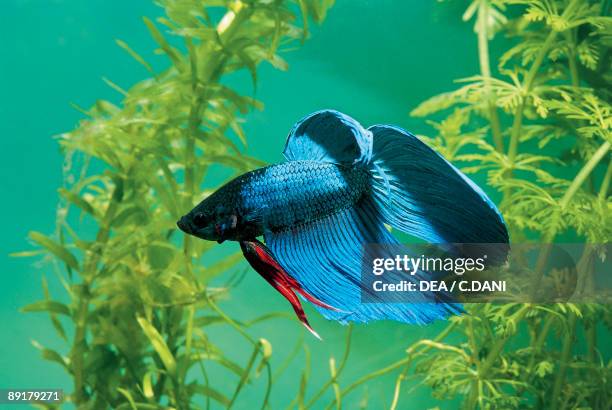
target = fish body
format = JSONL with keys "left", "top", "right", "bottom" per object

{"left": 178, "top": 110, "right": 509, "bottom": 336}
{"left": 179, "top": 160, "right": 370, "bottom": 240}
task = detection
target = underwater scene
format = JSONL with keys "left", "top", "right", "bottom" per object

{"left": 1, "top": 0, "right": 610, "bottom": 409}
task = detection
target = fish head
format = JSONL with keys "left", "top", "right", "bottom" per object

{"left": 177, "top": 198, "right": 238, "bottom": 243}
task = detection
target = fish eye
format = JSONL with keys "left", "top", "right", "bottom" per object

{"left": 193, "top": 212, "right": 207, "bottom": 227}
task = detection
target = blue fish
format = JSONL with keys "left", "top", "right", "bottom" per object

{"left": 177, "top": 110, "right": 508, "bottom": 338}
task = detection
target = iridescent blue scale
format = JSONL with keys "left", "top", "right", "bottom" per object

{"left": 220, "top": 160, "right": 370, "bottom": 233}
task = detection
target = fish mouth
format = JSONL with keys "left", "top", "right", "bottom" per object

{"left": 176, "top": 216, "right": 192, "bottom": 234}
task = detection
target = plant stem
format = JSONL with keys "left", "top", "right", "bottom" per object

{"left": 389, "top": 364, "right": 411, "bottom": 410}
{"left": 505, "top": 0, "right": 581, "bottom": 202}
{"left": 519, "top": 314, "right": 555, "bottom": 392}
{"left": 478, "top": 304, "right": 529, "bottom": 377}
{"left": 325, "top": 322, "right": 457, "bottom": 408}
{"left": 507, "top": 30, "right": 553, "bottom": 161}
{"left": 466, "top": 315, "right": 481, "bottom": 367}
{"left": 597, "top": 156, "right": 612, "bottom": 201}
{"left": 477, "top": 1, "right": 504, "bottom": 153}
{"left": 305, "top": 325, "right": 353, "bottom": 408}
{"left": 529, "top": 141, "right": 610, "bottom": 298}
{"left": 181, "top": 3, "right": 253, "bottom": 288}
{"left": 564, "top": 29, "right": 580, "bottom": 88}
{"left": 71, "top": 287, "right": 89, "bottom": 404}
{"left": 506, "top": 30, "right": 557, "bottom": 163}
{"left": 585, "top": 319, "right": 597, "bottom": 363}
{"left": 228, "top": 344, "right": 260, "bottom": 408}
{"left": 72, "top": 177, "right": 124, "bottom": 404}
{"left": 465, "top": 315, "right": 482, "bottom": 409}
{"left": 560, "top": 141, "right": 610, "bottom": 209}
{"left": 549, "top": 312, "right": 577, "bottom": 409}
{"left": 573, "top": 246, "right": 596, "bottom": 366}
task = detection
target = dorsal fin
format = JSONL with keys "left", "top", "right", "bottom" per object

{"left": 283, "top": 110, "right": 373, "bottom": 165}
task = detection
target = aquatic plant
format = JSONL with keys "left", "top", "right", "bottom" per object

{"left": 318, "top": 0, "right": 610, "bottom": 409}
{"left": 19, "top": 1, "right": 333, "bottom": 408}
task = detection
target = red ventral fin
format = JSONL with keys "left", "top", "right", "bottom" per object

{"left": 240, "top": 239, "right": 341, "bottom": 340}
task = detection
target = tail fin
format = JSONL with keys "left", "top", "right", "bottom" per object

{"left": 367, "top": 125, "right": 509, "bottom": 263}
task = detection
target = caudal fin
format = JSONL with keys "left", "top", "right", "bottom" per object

{"left": 368, "top": 125, "right": 509, "bottom": 264}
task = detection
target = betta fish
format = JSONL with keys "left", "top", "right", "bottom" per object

{"left": 177, "top": 110, "right": 508, "bottom": 339}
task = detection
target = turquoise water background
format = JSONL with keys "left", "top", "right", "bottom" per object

{"left": 1, "top": 1, "right": 497, "bottom": 408}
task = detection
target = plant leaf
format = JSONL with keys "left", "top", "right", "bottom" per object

{"left": 136, "top": 316, "right": 177, "bottom": 376}
{"left": 29, "top": 231, "right": 80, "bottom": 271}
{"left": 21, "top": 300, "right": 71, "bottom": 316}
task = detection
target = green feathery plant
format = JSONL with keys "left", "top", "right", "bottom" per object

{"left": 316, "top": 1, "right": 610, "bottom": 409}
{"left": 18, "top": 1, "right": 334, "bottom": 408}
